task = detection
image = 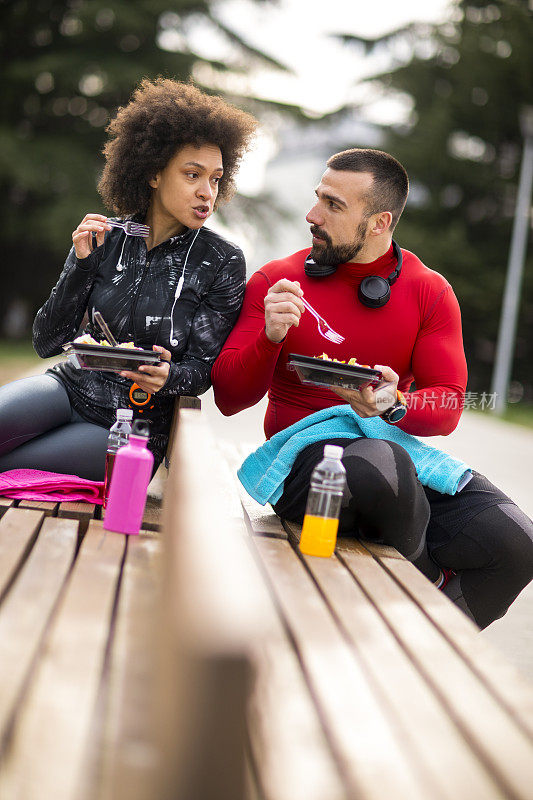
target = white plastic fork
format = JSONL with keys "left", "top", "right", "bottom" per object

{"left": 301, "top": 297, "right": 345, "bottom": 344}
{"left": 106, "top": 219, "right": 150, "bottom": 237}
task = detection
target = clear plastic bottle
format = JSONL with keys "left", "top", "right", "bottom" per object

{"left": 103, "top": 419, "right": 154, "bottom": 535}
{"left": 299, "top": 444, "right": 346, "bottom": 558}
{"left": 103, "top": 408, "right": 133, "bottom": 509}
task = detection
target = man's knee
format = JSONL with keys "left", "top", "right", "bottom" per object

{"left": 478, "top": 504, "right": 533, "bottom": 587}
{"left": 343, "top": 438, "right": 417, "bottom": 495}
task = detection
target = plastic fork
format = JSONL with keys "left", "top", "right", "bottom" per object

{"left": 106, "top": 219, "right": 150, "bottom": 237}
{"left": 301, "top": 297, "right": 345, "bottom": 344}
{"left": 93, "top": 311, "right": 118, "bottom": 347}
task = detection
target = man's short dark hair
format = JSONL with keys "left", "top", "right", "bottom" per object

{"left": 327, "top": 148, "right": 409, "bottom": 230}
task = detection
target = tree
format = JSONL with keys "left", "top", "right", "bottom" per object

{"left": 338, "top": 0, "right": 533, "bottom": 401}
{"left": 0, "top": 0, "right": 284, "bottom": 334}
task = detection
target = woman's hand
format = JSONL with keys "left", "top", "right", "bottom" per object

{"left": 330, "top": 364, "right": 399, "bottom": 418}
{"left": 119, "top": 346, "right": 171, "bottom": 394}
{"left": 72, "top": 214, "right": 111, "bottom": 259}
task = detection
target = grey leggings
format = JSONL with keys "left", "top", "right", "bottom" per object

{"left": 0, "top": 374, "right": 110, "bottom": 481}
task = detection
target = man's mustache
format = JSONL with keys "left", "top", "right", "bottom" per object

{"left": 310, "top": 226, "right": 332, "bottom": 246}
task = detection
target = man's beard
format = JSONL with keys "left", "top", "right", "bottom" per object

{"left": 310, "top": 220, "right": 368, "bottom": 266}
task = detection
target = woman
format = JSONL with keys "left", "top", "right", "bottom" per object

{"left": 0, "top": 78, "right": 257, "bottom": 479}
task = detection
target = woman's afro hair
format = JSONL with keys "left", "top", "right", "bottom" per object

{"left": 98, "top": 78, "right": 258, "bottom": 215}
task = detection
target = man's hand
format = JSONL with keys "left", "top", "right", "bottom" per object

{"left": 264, "top": 279, "right": 305, "bottom": 343}
{"left": 119, "top": 345, "right": 171, "bottom": 394}
{"left": 330, "top": 364, "right": 399, "bottom": 418}
{"left": 72, "top": 214, "right": 111, "bottom": 259}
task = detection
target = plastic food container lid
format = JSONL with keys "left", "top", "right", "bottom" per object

{"left": 287, "top": 353, "right": 382, "bottom": 391}
{"left": 63, "top": 342, "right": 161, "bottom": 373}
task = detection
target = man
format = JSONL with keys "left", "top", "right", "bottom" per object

{"left": 211, "top": 148, "right": 533, "bottom": 630}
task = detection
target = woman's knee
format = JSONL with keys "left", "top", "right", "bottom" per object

{"left": 0, "top": 374, "right": 72, "bottom": 455}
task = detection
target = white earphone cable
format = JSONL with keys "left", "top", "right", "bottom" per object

{"left": 169, "top": 229, "right": 200, "bottom": 347}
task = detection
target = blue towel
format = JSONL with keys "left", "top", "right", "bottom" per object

{"left": 238, "top": 405, "right": 472, "bottom": 505}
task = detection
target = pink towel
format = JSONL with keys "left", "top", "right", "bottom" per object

{"left": 0, "top": 469, "right": 104, "bottom": 505}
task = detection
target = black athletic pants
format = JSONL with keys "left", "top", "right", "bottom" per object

{"left": 273, "top": 438, "right": 533, "bottom": 630}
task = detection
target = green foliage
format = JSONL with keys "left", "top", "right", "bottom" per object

{"left": 0, "top": 0, "right": 279, "bottom": 332}
{"left": 341, "top": 0, "right": 533, "bottom": 399}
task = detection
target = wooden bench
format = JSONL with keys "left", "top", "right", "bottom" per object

{"left": 219, "top": 439, "right": 533, "bottom": 800}
{"left": 1, "top": 404, "right": 533, "bottom": 799}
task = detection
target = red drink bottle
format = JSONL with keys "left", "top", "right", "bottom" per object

{"left": 103, "top": 420, "right": 154, "bottom": 535}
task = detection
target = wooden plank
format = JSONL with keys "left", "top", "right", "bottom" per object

{"left": 141, "top": 496, "right": 162, "bottom": 531}
{"left": 179, "top": 395, "right": 201, "bottom": 410}
{"left": 0, "top": 508, "right": 44, "bottom": 601}
{"left": 354, "top": 538, "right": 405, "bottom": 559}
{"left": 0, "top": 521, "right": 126, "bottom": 800}
{"left": 58, "top": 502, "right": 96, "bottom": 536}
{"left": 301, "top": 547, "right": 507, "bottom": 799}
{"left": 220, "top": 441, "right": 286, "bottom": 538}
{"left": 243, "top": 499, "right": 287, "bottom": 539}
{"left": 165, "top": 395, "right": 201, "bottom": 465}
{"left": 371, "top": 550, "right": 533, "bottom": 739}
{"left": 17, "top": 499, "right": 58, "bottom": 515}
{"left": 91, "top": 532, "right": 163, "bottom": 800}
{"left": 155, "top": 410, "right": 270, "bottom": 800}
{"left": 217, "top": 441, "right": 346, "bottom": 797}
{"left": 250, "top": 534, "right": 434, "bottom": 800}
{"left": 244, "top": 748, "right": 264, "bottom": 800}
{"left": 339, "top": 539, "right": 533, "bottom": 800}
{"left": 0, "top": 497, "right": 14, "bottom": 517}
{"left": 284, "top": 519, "right": 405, "bottom": 559}
{"left": 0, "top": 516, "right": 78, "bottom": 748}
{"left": 243, "top": 541, "right": 347, "bottom": 800}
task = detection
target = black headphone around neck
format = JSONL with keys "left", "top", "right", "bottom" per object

{"left": 304, "top": 239, "right": 403, "bottom": 309}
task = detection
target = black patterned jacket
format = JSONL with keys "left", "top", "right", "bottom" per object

{"left": 33, "top": 223, "right": 246, "bottom": 463}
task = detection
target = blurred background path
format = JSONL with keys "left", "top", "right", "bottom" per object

{"left": 200, "top": 388, "right": 533, "bottom": 680}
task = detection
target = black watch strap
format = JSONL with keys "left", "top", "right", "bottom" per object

{"left": 380, "top": 390, "right": 407, "bottom": 424}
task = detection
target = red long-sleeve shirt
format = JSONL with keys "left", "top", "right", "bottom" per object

{"left": 211, "top": 245, "right": 467, "bottom": 438}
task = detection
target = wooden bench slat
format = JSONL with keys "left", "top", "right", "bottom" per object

{"left": 17, "top": 500, "right": 59, "bottom": 516}
{"left": 0, "top": 497, "right": 14, "bottom": 517}
{"left": 250, "top": 534, "right": 435, "bottom": 800}
{"left": 204, "top": 439, "right": 246, "bottom": 523}
{"left": 210, "top": 442, "right": 347, "bottom": 798}
{"left": 140, "top": 497, "right": 162, "bottom": 531}
{"left": 0, "top": 517, "right": 78, "bottom": 746}
{"left": 0, "top": 508, "right": 44, "bottom": 601}
{"left": 0, "top": 521, "right": 126, "bottom": 800}
{"left": 301, "top": 546, "right": 507, "bottom": 800}
{"left": 243, "top": 500, "right": 288, "bottom": 539}
{"left": 58, "top": 502, "right": 97, "bottom": 537}
{"left": 244, "top": 750, "right": 264, "bottom": 800}
{"left": 373, "top": 551, "right": 533, "bottom": 739}
{"left": 351, "top": 537, "right": 406, "bottom": 559}
{"left": 245, "top": 549, "right": 348, "bottom": 800}
{"left": 339, "top": 539, "right": 533, "bottom": 800}
{"left": 92, "top": 531, "right": 162, "bottom": 800}
{"left": 155, "top": 410, "right": 270, "bottom": 800}
{"left": 217, "top": 441, "right": 286, "bottom": 539}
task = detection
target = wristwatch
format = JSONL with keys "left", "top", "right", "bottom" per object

{"left": 380, "top": 390, "right": 407, "bottom": 424}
